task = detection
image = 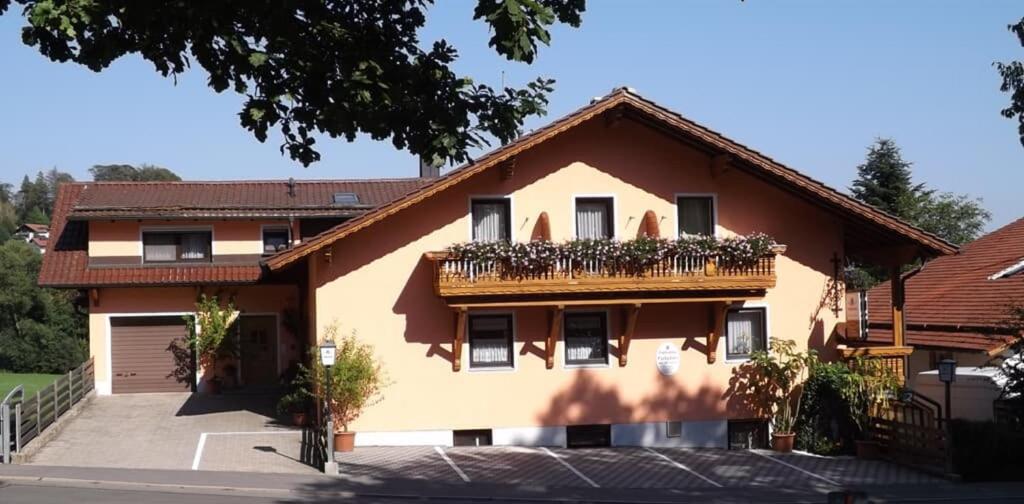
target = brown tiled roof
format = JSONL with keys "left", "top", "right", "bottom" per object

{"left": 40, "top": 178, "right": 427, "bottom": 287}
{"left": 20, "top": 223, "right": 49, "bottom": 233}
{"left": 69, "top": 179, "right": 428, "bottom": 219}
{"left": 866, "top": 328, "right": 1016, "bottom": 354}
{"left": 867, "top": 217, "right": 1024, "bottom": 352}
{"left": 266, "top": 87, "right": 956, "bottom": 271}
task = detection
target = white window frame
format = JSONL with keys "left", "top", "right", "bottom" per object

{"left": 561, "top": 308, "right": 613, "bottom": 369}
{"left": 723, "top": 301, "right": 771, "bottom": 364}
{"left": 466, "top": 310, "right": 517, "bottom": 372}
{"left": 138, "top": 225, "right": 216, "bottom": 263}
{"left": 571, "top": 194, "right": 618, "bottom": 239}
{"left": 673, "top": 193, "right": 718, "bottom": 238}
{"left": 467, "top": 195, "right": 515, "bottom": 242}
{"left": 260, "top": 224, "right": 292, "bottom": 255}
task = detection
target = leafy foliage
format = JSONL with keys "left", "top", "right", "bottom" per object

{"left": 182, "top": 294, "right": 238, "bottom": 383}
{"left": 0, "top": 240, "right": 86, "bottom": 373}
{"left": 2, "top": 0, "right": 585, "bottom": 167}
{"left": 997, "top": 18, "right": 1024, "bottom": 150}
{"left": 90, "top": 164, "right": 181, "bottom": 182}
{"left": 746, "top": 339, "right": 817, "bottom": 434}
{"left": 311, "top": 324, "right": 386, "bottom": 432}
{"left": 447, "top": 234, "right": 778, "bottom": 278}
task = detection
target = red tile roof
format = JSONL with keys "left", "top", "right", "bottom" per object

{"left": 20, "top": 223, "right": 49, "bottom": 233}
{"left": 40, "top": 179, "right": 427, "bottom": 287}
{"left": 266, "top": 87, "right": 957, "bottom": 271}
{"left": 69, "top": 179, "right": 428, "bottom": 219}
{"left": 867, "top": 217, "right": 1024, "bottom": 352}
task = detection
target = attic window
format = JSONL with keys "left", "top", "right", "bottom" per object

{"left": 989, "top": 259, "right": 1024, "bottom": 280}
{"left": 332, "top": 192, "right": 360, "bottom": 206}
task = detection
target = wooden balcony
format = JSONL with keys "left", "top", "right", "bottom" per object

{"left": 425, "top": 245, "right": 785, "bottom": 299}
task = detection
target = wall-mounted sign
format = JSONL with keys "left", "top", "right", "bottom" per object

{"left": 656, "top": 343, "right": 680, "bottom": 376}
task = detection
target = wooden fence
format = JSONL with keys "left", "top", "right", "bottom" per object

{"left": 866, "top": 398, "right": 948, "bottom": 474}
{"left": 2, "top": 358, "right": 94, "bottom": 463}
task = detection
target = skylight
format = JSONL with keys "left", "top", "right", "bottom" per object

{"left": 332, "top": 192, "right": 360, "bottom": 206}
{"left": 989, "top": 258, "right": 1024, "bottom": 280}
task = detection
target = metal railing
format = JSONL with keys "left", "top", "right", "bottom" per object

{"left": 2, "top": 358, "right": 94, "bottom": 463}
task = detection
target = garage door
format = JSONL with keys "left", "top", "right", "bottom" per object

{"left": 111, "top": 316, "right": 192, "bottom": 394}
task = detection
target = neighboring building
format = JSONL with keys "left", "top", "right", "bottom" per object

{"left": 862, "top": 218, "right": 1024, "bottom": 383}
{"left": 41, "top": 88, "right": 955, "bottom": 448}
{"left": 14, "top": 223, "right": 49, "bottom": 253}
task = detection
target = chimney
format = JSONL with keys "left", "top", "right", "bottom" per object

{"left": 419, "top": 156, "right": 441, "bottom": 179}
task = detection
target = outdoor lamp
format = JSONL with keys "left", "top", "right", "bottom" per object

{"left": 938, "top": 359, "right": 957, "bottom": 384}
{"left": 319, "top": 340, "right": 336, "bottom": 368}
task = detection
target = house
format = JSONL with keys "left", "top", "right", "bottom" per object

{"left": 40, "top": 88, "right": 956, "bottom": 448}
{"left": 14, "top": 223, "right": 49, "bottom": 253}
{"left": 861, "top": 217, "right": 1024, "bottom": 383}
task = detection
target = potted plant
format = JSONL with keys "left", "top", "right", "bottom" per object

{"left": 278, "top": 361, "right": 314, "bottom": 426}
{"left": 748, "top": 339, "right": 816, "bottom": 453}
{"left": 317, "top": 325, "right": 386, "bottom": 452}
{"left": 184, "top": 294, "right": 239, "bottom": 395}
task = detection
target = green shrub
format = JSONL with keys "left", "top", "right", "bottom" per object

{"left": 796, "top": 362, "right": 862, "bottom": 454}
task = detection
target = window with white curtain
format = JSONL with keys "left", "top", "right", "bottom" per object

{"left": 262, "top": 227, "right": 291, "bottom": 254}
{"left": 471, "top": 198, "right": 511, "bottom": 242}
{"left": 468, "top": 314, "right": 514, "bottom": 369}
{"left": 575, "top": 197, "right": 614, "bottom": 239}
{"left": 677, "top": 196, "right": 714, "bottom": 236}
{"left": 726, "top": 308, "right": 767, "bottom": 360}
{"left": 564, "top": 312, "right": 608, "bottom": 365}
{"left": 142, "top": 231, "right": 212, "bottom": 263}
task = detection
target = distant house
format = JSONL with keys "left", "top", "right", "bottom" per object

{"left": 14, "top": 223, "right": 50, "bottom": 254}
{"left": 862, "top": 218, "right": 1024, "bottom": 382}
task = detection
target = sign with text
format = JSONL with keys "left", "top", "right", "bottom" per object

{"left": 656, "top": 343, "right": 680, "bottom": 376}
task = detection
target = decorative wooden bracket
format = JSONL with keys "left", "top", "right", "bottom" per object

{"left": 706, "top": 302, "right": 728, "bottom": 363}
{"left": 323, "top": 246, "right": 333, "bottom": 265}
{"left": 532, "top": 211, "right": 552, "bottom": 241}
{"left": 618, "top": 303, "right": 642, "bottom": 366}
{"left": 453, "top": 307, "right": 467, "bottom": 372}
{"left": 639, "top": 210, "right": 660, "bottom": 238}
{"left": 89, "top": 288, "right": 100, "bottom": 308}
{"left": 546, "top": 306, "right": 564, "bottom": 369}
{"left": 499, "top": 157, "right": 516, "bottom": 180}
{"left": 710, "top": 153, "right": 731, "bottom": 179}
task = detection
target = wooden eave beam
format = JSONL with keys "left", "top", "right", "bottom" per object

{"left": 499, "top": 157, "right": 516, "bottom": 180}
{"left": 618, "top": 303, "right": 641, "bottom": 366}
{"left": 89, "top": 288, "right": 100, "bottom": 307}
{"left": 453, "top": 307, "right": 467, "bottom": 372}
{"left": 546, "top": 306, "right": 564, "bottom": 369}
{"left": 839, "top": 345, "right": 914, "bottom": 358}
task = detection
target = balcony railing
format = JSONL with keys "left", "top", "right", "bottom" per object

{"left": 426, "top": 246, "right": 784, "bottom": 298}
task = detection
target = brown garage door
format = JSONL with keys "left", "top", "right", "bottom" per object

{"left": 111, "top": 316, "right": 192, "bottom": 394}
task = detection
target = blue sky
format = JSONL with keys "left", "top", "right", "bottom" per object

{"left": 1, "top": 1, "right": 1021, "bottom": 229}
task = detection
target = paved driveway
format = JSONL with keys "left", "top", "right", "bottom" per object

{"left": 336, "top": 446, "right": 944, "bottom": 490}
{"left": 28, "top": 393, "right": 317, "bottom": 474}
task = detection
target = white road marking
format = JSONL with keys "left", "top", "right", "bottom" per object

{"left": 644, "top": 447, "right": 723, "bottom": 487}
{"left": 191, "top": 433, "right": 208, "bottom": 471}
{"left": 751, "top": 450, "right": 840, "bottom": 486}
{"left": 434, "top": 446, "right": 470, "bottom": 483}
{"left": 540, "top": 447, "right": 600, "bottom": 488}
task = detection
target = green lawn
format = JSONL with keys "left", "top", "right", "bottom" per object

{"left": 0, "top": 373, "right": 60, "bottom": 400}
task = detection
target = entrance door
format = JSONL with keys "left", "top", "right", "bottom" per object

{"left": 239, "top": 315, "right": 279, "bottom": 388}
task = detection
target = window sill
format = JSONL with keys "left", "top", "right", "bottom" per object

{"left": 467, "top": 365, "right": 515, "bottom": 373}
{"left": 564, "top": 362, "right": 611, "bottom": 370}
{"left": 724, "top": 357, "right": 752, "bottom": 365}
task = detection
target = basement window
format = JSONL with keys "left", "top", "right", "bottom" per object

{"left": 453, "top": 429, "right": 493, "bottom": 447}
{"left": 666, "top": 421, "right": 682, "bottom": 438}
{"left": 728, "top": 419, "right": 768, "bottom": 450}
{"left": 566, "top": 424, "right": 611, "bottom": 448}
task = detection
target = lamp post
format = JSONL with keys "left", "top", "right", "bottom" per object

{"left": 319, "top": 340, "right": 337, "bottom": 473}
{"left": 937, "top": 358, "right": 956, "bottom": 475}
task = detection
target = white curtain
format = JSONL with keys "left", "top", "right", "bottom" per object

{"left": 180, "top": 233, "right": 209, "bottom": 260}
{"left": 565, "top": 314, "right": 606, "bottom": 363}
{"left": 143, "top": 234, "right": 176, "bottom": 262}
{"left": 472, "top": 203, "right": 507, "bottom": 242}
{"left": 576, "top": 202, "right": 609, "bottom": 239}
{"left": 470, "top": 316, "right": 511, "bottom": 366}
{"left": 727, "top": 310, "right": 764, "bottom": 357}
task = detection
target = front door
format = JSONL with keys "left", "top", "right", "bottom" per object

{"left": 239, "top": 315, "right": 278, "bottom": 388}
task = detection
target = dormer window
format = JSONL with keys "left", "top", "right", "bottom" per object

{"left": 142, "top": 230, "right": 212, "bottom": 263}
{"left": 263, "top": 227, "right": 291, "bottom": 254}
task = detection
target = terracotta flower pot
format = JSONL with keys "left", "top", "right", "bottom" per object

{"left": 771, "top": 432, "right": 795, "bottom": 453}
{"left": 855, "top": 439, "right": 880, "bottom": 460}
{"left": 291, "top": 412, "right": 308, "bottom": 427}
{"left": 334, "top": 431, "right": 356, "bottom": 452}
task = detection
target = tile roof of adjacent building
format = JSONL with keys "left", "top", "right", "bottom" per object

{"left": 867, "top": 217, "right": 1024, "bottom": 352}
{"left": 265, "top": 87, "right": 957, "bottom": 271}
{"left": 19, "top": 223, "right": 49, "bottom": 233}
{"left": 39, "top": 178, "right": 428, "bottom": 287}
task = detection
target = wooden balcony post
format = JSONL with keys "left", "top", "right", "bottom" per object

{"left": 546, "top": 306, "right": 564, "bottom": 369}
{"left": 618, "top": 304, "right": 642, "bottom": 367}
{"left": 890, "top": 266, "right": 905, "bottom": 348}
{"left": 707, "top": 302, "right": 727, "bottom": 364}
{"left": 453, "top": 308, "right": 467, "bottom": 372}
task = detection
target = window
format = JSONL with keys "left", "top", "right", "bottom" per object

{"left": 666, "top": 421, "right": 682, "bottom": 438}
{"left": 142, "top": 231, "right": 211, "bottom": 263}
{"left": 726, "top": 308, "right": 767, "bottom": 361}
{"left": 471, "top": 198, "right": 511, "bottom": 242}
{"left": 575, "top": 197, "right": 614, "bottom": 239}
{"left": 564, "top": 312, "right": 609, "bottom": 366}
{"left": 566, "top": 424, "right": 611, "bottom": 448}
{"left": 728, "top": 419, "right": 768, "bottom": 450}
{"left": 677, "top": 196, "right": 714, "bottom": 236}
{"left": 262, "top": 227, "right": 291, "bottom": 254}
{"left": 453, "top": 429, "right": 493, "bottom": 447}
{"left": 468, "top": 314, "right": 514, "bottom": 369}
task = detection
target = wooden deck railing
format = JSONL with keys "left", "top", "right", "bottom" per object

{"left": 426, "top": 247, "right": 782, "bottom": 298}
{"left": 2, "top": 358, "right": 94, "bottom": 463}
